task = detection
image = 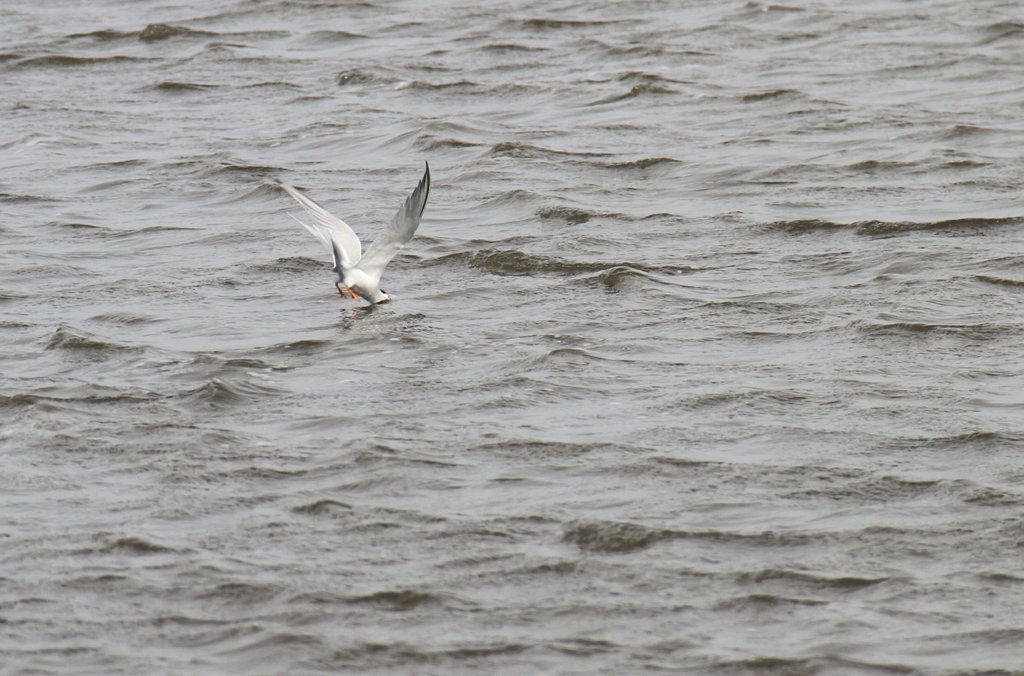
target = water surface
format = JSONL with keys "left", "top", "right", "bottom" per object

{"left": 3, "top": 1, "right": 1024, "bottom": 673}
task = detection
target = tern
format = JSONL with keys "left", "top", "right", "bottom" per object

{"left": 276, "top": 163, "right": 430, "bottom": 304}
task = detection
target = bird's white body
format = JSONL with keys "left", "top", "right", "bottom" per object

{"left": 343, "top": 267, "right": 388, "bottom": 304}
{"left": 277, "top": 163, "right": 431, "bottom": 304}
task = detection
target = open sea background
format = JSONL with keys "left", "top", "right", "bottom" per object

{"left": 3, "top": 0, "right": 1024, "bottom": 673}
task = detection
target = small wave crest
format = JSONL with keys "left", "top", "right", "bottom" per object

{"left": 45, "top": 327, "right": 141, "bottom": 355}
{"left": 975, "top": 274, "right": 1024, "bottom": 288}
{"left": 307, "top": 29, "right": 368, "bottom": 43}
{"left": 247, "top": 256, "right": 324, "bottom": 275}
{"left": 395, "top": 79, "right": 479, "bottom": 91}
{"left": 852, "top": 319, "right": 1009, "bottom": 340}
{"left": 714, "top": 593, "right": 827, "bottom": 609}
{"left": 536, "top": 206, "right": 602, "bottom": 223}
{"left": 178, "top": 377, "right": 284, "bottom": 409}
{"left": 441, "top": 248, "right": 688, "bottom": 278}
{"left": 345, "top": 589, "right": 445, "bottom": 611}
{"left": 735, "top": 569, "right": 889, "bottom": 591}
{"left": 600, "top": 157, "right": 680, "bottom": 170}
{"left": 414, "top": 134, "right": 482, "bottom": 151}
{"left": 563, "top": 520, "right": 808, "bottom": 553}
{"left": 12, "top": 55, "right": 153, "bottom": 69}
{"left": 741, "top": 88, "right": 802, "bottom": 103}
{"left": 65, "top": 23, "right": 227, "bottom": 42}
{"left": 769, "top": 216, "right": 1023, "bottom": 236}
{"left": 588, "top": 82, "right": 677, "bottom": 105}
{"left": 515, "top": 18, "right": 625, "bottom": 30}
{"left": 976, "top": 20, "right": 1024, "bottom": 45}
{"left": 292, "top": 499, "right": 353, "bottom": 516}
{"left": 198, "top": 582, "right": 280, "bottom": 604}
{"left": 477, "top": 42, "right": 547, "bottom": 53}
{"left": 139, "top": 23, "right": 215, "bottom": 42}
{"left": 256, "top": 338, "right": 333, "bottom": 356}
{"left": 489, "top": 141, "right": 610, "bottom": 159}
{"left": 104, "top": 536, "right": 176, "bottom": 554}
{"left": 336, "top": 68, "right": 380, "bottom": 86}
{"left": 153, "top": 81, "right": 220, "bottom": 93}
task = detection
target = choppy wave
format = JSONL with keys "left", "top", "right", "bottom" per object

{"left": 11, "top": 55, "right": 156, "bottom": 69}
{"left": 307, "top": 29, "right": 369, "bottom": 43}
{"left": 345, "top": 589, "right": 446, "bottom": 610}
{"left": 255, "top": 338, "right": 334, "bottom": 356}
{"left": 336, "top": 68, "right": 379, "bottom": 86}
{"left": 513, "top": 18, "right": 628, "bottom": 31}
{"left": 45, "top": 327, "right": 142, "bottom": 354}
{"left": 563, "top": 520, "right": 810, "bottom": 553}
{"left": 769, "top": 216, "right": 1023, "bottom": 235}
{"left": 975, "top": 274, "right": 1024, "bottom": 287}
{"left": 43, "top": 220, "right": 104, "bottom": 231}
{"left": 90, "top": 312, "right": 162, "bottom": 324}
{"left": 395, "top": 79, "right": 479, "bottom": 91}
{"left": 741, "top": 88, "right": 803, "bottom": 102}
{"left": 488, "top": 141, "right": 612, "bottom": 159}
{"left": 198, "top": 581, "right": 281, "bottom": 604}
{"left": 589, "top": 82, "right": 678, "bottom": 105}
{"left": 852, "top": 319, "right": 1010, "bottom": 339}
{"left": 414, "top": 135, "right": 484, "bottom": 151}
{"left": 434, "top": 248, "right": 692, "bottom": 278}
{"left": 104, "top": 536, "right": 177, "bottom": 554}
{"left": 735, "top": 568, "right": 889, "bottom": 590}
{"left": 477, "top": 42, "right": 547, "bottom": 53}
{"left": 246, "top": 256, "right": 324, "bottom": 274}
{"left": 536, "top": 206, "right": 612, "bottom": 223}
{"left": 178, "top": 377, "right": 285, "bottom": 409}
{"left": 599, "top": 157, "right": 680, "bottom": 170}
{"left": 153, "top": 81, "right": 220, "bottom": 93}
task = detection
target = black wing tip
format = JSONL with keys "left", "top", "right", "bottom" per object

{"left": 419, "top": 162, "right": 430, "bottom": 215}
{"left": 413, "top": 160, "right": 430, "bottom": 219}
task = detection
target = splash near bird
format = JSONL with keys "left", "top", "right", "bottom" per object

{"left": 276, "top": 163, "right": 430, "bottom": 304}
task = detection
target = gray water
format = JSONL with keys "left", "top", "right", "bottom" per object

{"left": 3, "top": 1, "right": 1024, "bottom": 673}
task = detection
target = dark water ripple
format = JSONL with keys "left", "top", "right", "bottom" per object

{"left": 3, "top": 0, "right": 1024, "bottom": 673}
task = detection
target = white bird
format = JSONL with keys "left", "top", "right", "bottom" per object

{"left": 276, "top": 163, "right": 430, "bottom": 304}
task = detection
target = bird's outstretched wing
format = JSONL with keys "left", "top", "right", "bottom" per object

{"left": 276, "top": 180, "right": 362, "bottom": 269}
{"left": 357, "top": 163, "right": 430, "bottom": 282}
